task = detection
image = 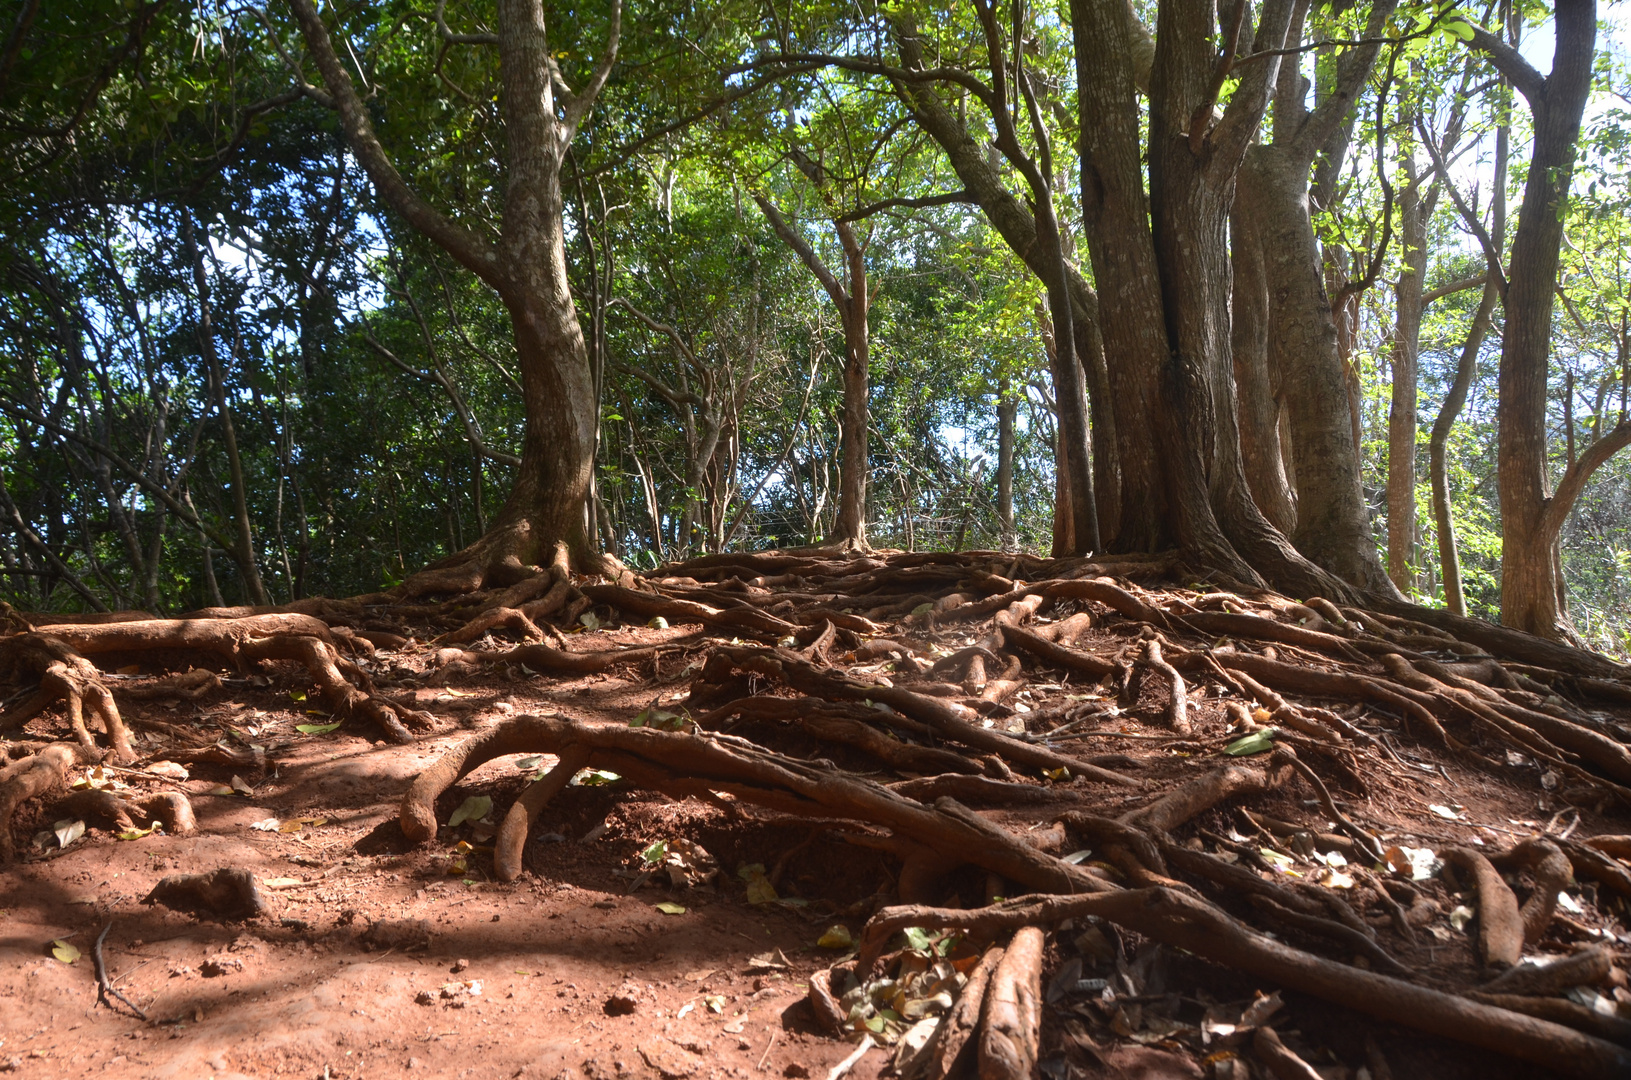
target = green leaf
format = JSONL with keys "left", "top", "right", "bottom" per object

{"left": 654, "top": 902, "right": 687, "bottom": 915}
{"left": 51, "top": 939, "right": 80, "bottom": 964}
{"left": 573, "top": 768, "right": 621, "bottom": 787}
{"left": 448, "top": 795, "right": 493, "bottom": 827}
{"left": 902, "top": 927, "right": 933, "bottom": 951}
{"left": 641, "top": 840, "right": 669, "bottom": 866}
{"left": 1224, "top": 729, "right": 1277, "bottom": 756}
{"left": 296, "top": 721, "right": 342, "bottom": 735}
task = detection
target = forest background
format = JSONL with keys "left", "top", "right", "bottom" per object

{"left": 2, "top": 0, "right": 1630, "bottom": 655}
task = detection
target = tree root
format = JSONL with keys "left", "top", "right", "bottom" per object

{"left": 1252, "top": 1026, "right": 1323, "bottom": 1080}
{"left": 141, "top": 867, "right": 265, "bottom": 920}
{"left": 927, "top": 944, "right": 1000, "bottom": 1078}
{"left": 1442, "top": 847, "right": 1525, "bottom": 969}
{"left": 855, "top": 888, "right": 1631, "bottom": 1080}
{"left": 978, "top": 925, "right": 1043, "bottom": 1078}
{"left": 0, "top": 635, "right": 134, "bottom": 760}
{"left": 0, "top": 742, "right": 85, "bottom": 860}
{"left": 27, "top": 613, "right": 431, "bottom": 744}
{"left": 1488, "top": 839, "right": 1573, "bottom": 946}
{"left": 400, "top": 713, "right": 1114, "bottom": 892}
{"left": 53, "top": 788, "right": 196, "bottom": 836}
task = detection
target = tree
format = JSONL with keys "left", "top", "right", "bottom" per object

{"left": 1230, "top": 0, "right": 1399, "bottom": 596}
{"left": 1462, "top": 1, "right": 1601, "bottom": 638}
{"left": 286, "top": 0, "right": 621, "bottom": 589}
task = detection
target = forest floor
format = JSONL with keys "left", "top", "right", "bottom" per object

{"left": 2, "top": 548, "right": 1630, "bottom": 1080}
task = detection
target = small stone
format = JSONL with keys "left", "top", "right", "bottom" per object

{"left": 783, "top": 1066, "right": 809, "bottom": 1079}
{"left": 407, "top": 1056, "right": 425, "bottom": 1069}
{"left": 206, "top": 1055, "right": 228, "bottom": 1071}
{"left": 0, "top": 1058, "right": 21, "bottom": 1073}
{"left": 200, "top": 956, "right": 244, "bottom": 977}
{"left": 415, "top": 990, "right": 438, "bottom": 1006}
{"left": 451, "top": 957, "right": 470, "bottom": 973}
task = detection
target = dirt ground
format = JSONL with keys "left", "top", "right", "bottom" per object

{"left": 3, "top": 552, "right": 1629, "bottom": 1080}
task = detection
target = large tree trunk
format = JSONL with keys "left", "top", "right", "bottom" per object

{"left": 1251, "top": 144, "right": 1394, "bottom": 596}
{"left": 1229, "top": 155, "right": 1297, "bottom": 535}
{"left": 288, "top": 0, "right": 618, "bottom": 590}
{"left": 1472, "top": 2, "right": 1596, "bottom": 638}
{"left": 1224, "top": 0, "right": 1399, "bottom": 597}
{"left": 1069, "top": 0, "right": 1348, "bottom": 600}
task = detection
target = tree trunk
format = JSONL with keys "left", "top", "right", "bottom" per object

{"left": 288, "top": 0, "right": 617, "bottom": 590}
{"left": 183, "top": 213, "right": 270, "bottom": 606}
{"left": 833, "top": 225, "right": 870, "bottom": 547}
{"left": 1475, "top": 1, "right": 1596, "bottom": 638}
{"left": 997, "top": 383, "right": 1016, "bottom": 551}
{"left": 1229, "top": 153, "right": 1297, "bottom": 535}
{"left": 1252, "top": 144, "right": 1394, "bottom": 597}
{"left": 892, "top": 21, "right": 1111, "bottom": 550}
{"left": 1387, "top": 153, "right": 1431, "bottom": 593}
{"left": 1430, "top": 276, "right": 1500, "bottom": 616}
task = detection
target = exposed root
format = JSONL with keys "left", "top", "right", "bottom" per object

{"left": 0, "top": 635, "right": 134, "bottom": 760}
{"left": 400, "top": 713, "right": 1113, "bottom": 893}
{"left": 0, "top": 742, "right": 85, "bottom": 860}
{"left": 141, "top": 866, "right": 265, "bottom": 920}
{"left": 1442, "top": 847, "right": 1525, "bottom": 969}
{"left": 978, "top": 926, "right": 1044, "bottom": 1078}
{"left": 855, "top": 889, "right": 1631, "bottom": 1079}
{"left": 22, "top": 613, "right": 428, "bottom": 744}
{"left": 53, "top": 788, "right": 196, "bottom": 835}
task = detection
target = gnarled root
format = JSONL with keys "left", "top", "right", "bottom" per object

{"left": 857, "top": 888, "right": 1631, "bottom": 1080}
{"left": 33, "top": 614, "right": 426, "bottom": 744}
{"left": 1442, "top": 847, "right": 1525, "bottom": 969}
{"left": 401, "top": 713, "right": 1113, "bottom": 892}
{"left": 142, "top": 867, "right": 265, "bottom": 920}
{"left": 978, "top": 926, "right": 1044, "bottom": 1079}
{"left": 52, "top": 788, "right": 195, "bottom": 836}
{"left": 0, "top": 742, "right": 86, "bottom": 860}
{"left": 0, "top": 634, "right": 134, "bottom": 761}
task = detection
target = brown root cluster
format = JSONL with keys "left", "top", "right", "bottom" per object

{"left": 6, "top": 545, "right": 1631, "bottom": 1077}
{"left": 394, "top": 547, "right": 1631, "bottom": 1077}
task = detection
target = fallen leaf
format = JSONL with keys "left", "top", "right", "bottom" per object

{"left": 296, "top": 721, "right": 342, "bottom": 735}
{"left": 1448, "top": 904, "right": 1476, "bottom": 931}
{"left": 654, "top": 902, "right": 687, "bottom": 916}
{"left": 146, "top": 761, "right": 189, "bottom": 780}
{"left": 229, "top": 774, "right": 254, "bottom": 795}
{"left": 1557, "top": 892, "right": 1586, "bottom": 916}
{"left": 1043, "top": 767, "right": 1070, "bottom": 781}
{"left": 817, "top": 925, "right": 853, "bottom": 950}
{"left": 54, "top": 819, "right": 85, "bottom": 848}
{"left": 573, "top": 768, "right": 621, "bottom": 787}
{"left": 116, "top": 824, "right": 158, "bottom": 841}
{"left": 704, "top": 994, "right": 726, "bottom": 1013}
{"left": 1429, "top": 804, "right": 1466, "bottom": 821}
{"left": 51, "top": 939, "right": 80, "bottom": 964}
{"left": 249, "top": 818, "right": 281, "bottom": 831}
{"left": 738, "top": 863, "right": 777, "bottom": 905}
{"left": 447, "top": 795, "right": 493, "bottom": 828}
{"left": 1225, "top": 730, "right": 1276, "bottom": 757}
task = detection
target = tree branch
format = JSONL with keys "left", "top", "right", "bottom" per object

{"left": 752, "top": 194, "right": 849, "bottom": 310}
{"left": 835, "top": 189, "right": 974, "bottom": 223}
{"left": 1423, "top": 272, "right": 1489, "bottom": 306}
{"left": 1462, "top": 23, "right": 1545, "bottom": 107}
{"left": 1543, "top": 418, "right": 1631, "bottom": 542}
{"left": 284, "top": 0, "right": 503, "bottom": 291}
